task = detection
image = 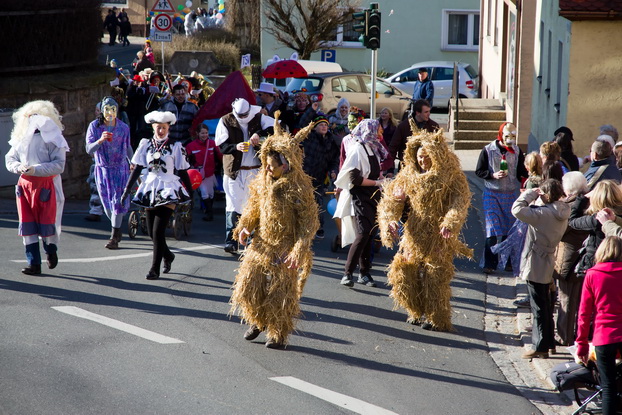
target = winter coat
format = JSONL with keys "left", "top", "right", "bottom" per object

{"left": 512, "top": 189, "right": 570, "bottom": 284}
{"left": 568, "top": 195, "right": 622, "bottom": 278}
{"left": 576, "top": 261, "right": 622, "bottom": 357}
{"left": 553, "top": 194, "right": 589, "bottom": 280}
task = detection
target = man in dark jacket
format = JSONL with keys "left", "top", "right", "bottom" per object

{"left": 584, "top": 140, "right": 621, "bottom": 189}
{"left": 412, "top": 67, "right": 434, "bottom": 107}
{"left": 103, "top": 9, "right": 119, "bottom": 46}
{"left": 389, "top": 99, "right": 439, "bottom": 162}
{"left": 302, "top": 115, "right": 340, "bottom": 239}
{"left": 158, "top": 84, "right": 199, "bottom": 144}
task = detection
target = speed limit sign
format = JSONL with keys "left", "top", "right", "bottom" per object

{"left": 154, "top": 14, "right": 172, "bottom": 31}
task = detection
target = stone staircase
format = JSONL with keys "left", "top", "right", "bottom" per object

{"left": 448, "top": 98, "right": 506, "bottom": 150}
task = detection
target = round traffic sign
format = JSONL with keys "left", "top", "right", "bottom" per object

{"left": 154, "top": 14, "right": 172, "bottom": 31}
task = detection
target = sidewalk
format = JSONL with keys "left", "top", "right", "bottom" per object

{"left": 456, "top": 149, "right": 577, "bottom": 415}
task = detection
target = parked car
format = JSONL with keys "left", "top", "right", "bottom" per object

{"left": 386, "top": 61, "right": 479, "bottom": 109}
{"left": 284, "top": 72, "right": 412, "bottom": 118}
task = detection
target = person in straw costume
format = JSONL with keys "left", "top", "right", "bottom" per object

{"left": 230, "top": 113, "right": 319, "bottom": 349}
{"left": 378, "top": 126, "right": 472, "bottom": 331}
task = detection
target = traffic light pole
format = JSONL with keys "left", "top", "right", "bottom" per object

{"left": 370, "top": 49, "right": 377, "bottom": 119}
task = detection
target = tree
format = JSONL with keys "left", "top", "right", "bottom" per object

{"left": 264, "top": 0, "right": 360, "bottom": 60}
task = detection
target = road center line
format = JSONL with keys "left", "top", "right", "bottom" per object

{"left": 52, "top": 306, "right": 184, "bottom": 344}
{"left": 12, "top": 243, "right": 221, "bottom": 263}
{"left": 270, "top": 376, "right": 398, "bottom": 415}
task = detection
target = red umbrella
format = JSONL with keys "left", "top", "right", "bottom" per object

{"left": 262, "top": 60, "right": 308, "bottom": 79}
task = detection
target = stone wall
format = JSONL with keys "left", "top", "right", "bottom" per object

{"left": 0, "top": 67, "right": 116, "bottom": 199}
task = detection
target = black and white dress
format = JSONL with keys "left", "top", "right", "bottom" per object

{"left": 130, "top": 138, "right": 191, "bottom": 208}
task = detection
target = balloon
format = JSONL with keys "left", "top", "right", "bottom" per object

{"left": 187, "top": 169, "right": 203, "bottom": 190}
{"left": 177, "top": 4, "right": 183, "bottom": 10}
{"left": 185, "top": 0, "right": 193, "bottom": 7}
{"left": 173, "top": 12, "right": 180, "bottom": 17}
{"left": 149, "top": 11, "right": 154, "bottom": 16}
{"left": 215, "top": 12, "right": 223, "bottom": 19}
{"left": 174, "top": 17, "right": 183, "bottom": 23}
{"left": 327, "top": 198, "right": 338, "bottom": 216}
{"left": 220, "top": 8, "right": 225, "bottom": 13}
{"left": 218, "top": 0, "right": 225, "bottom": 4}
{"left": 218, "top": 4, "right": 224, "bottom": 10}
{"left": 146, "top": 16, "right": 151, "bottom": 21}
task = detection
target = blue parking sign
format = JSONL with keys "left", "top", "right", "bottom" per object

{"left": 321, "top": 50, "right": 336, "bottom": 62}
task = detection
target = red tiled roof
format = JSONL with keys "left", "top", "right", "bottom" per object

{"left": 560, "top": 0, "right": 622, "bottom": 13}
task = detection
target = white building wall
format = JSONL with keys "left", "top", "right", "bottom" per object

{"left": 528, "top": 0, "right": 571, "bottom": 151}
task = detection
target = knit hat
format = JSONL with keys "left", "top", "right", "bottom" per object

{"left": 311, "top": 114, "right": 329, "bottom": 129}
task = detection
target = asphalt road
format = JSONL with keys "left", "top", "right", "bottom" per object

{"left": 0, "top": 191, "right": 541, "bottom": 415}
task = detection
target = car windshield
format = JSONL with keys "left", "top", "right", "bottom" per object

{"left": 285, "top": 78, "right": 322, "bottom": 93}
{"left": 464, "top": 64, "right": 478, "bottom": 79}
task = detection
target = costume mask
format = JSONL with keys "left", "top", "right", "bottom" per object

{"left": 502, "top": 123, "right": 517, "bottom": 147}
{"left": 103, "top": 104, "right": 117, "bottom": 123}
{"left": 348, "top": 114, "right": 359, "bottom": 131}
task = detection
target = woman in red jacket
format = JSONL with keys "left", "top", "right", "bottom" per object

{"left": 576, "top": 235, "right": 622, "bottom": 415}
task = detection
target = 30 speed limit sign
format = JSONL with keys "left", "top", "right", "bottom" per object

{"left": 154, "top": 14, "right": 172, "bottom": 31}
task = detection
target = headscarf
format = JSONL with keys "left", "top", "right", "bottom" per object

{"left": 351, "top": 119, "right": 388, "bottom": 161}
{"left": 232, "top": 98, "right": 261, "bottom": 127}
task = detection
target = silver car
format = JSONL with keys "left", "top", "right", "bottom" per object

{"left": 386, "top": 61, "right": 479, "bottom": 109}
{"left": 284, "top": 72, "right": 412, "bottom": 118}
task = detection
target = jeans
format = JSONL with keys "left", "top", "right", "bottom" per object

{"left": 225, "top": 211, "right": 241, "bottom": 248}
{"left": 527, "top": 280, "right": 555, "bottom": 352}
{"left": 595, "top": 342, "right": 622, "bottom": 415}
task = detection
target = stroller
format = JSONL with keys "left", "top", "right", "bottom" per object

{"left": 551, "top": 359, "right": 622, "bottom": 414}
{"left": 127, "top": 202, "right": 193, "bottom": 241}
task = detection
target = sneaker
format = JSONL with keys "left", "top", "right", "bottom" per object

{"left": 315, "top": 229, "right": 325, "bottom": 239}
{"left": 244, "top": 325, "right": 261, "bottom": 341}
{"left": 265, "top": 339, "right": 284, "bottom": 349}
{"left": 340, "top": 273, "right": 354, "bottom": 287}
{"left": 521, "top": 350, "right": 548, "bottom": 359}
{"left": 46, "top": 252, "right": 58, "bottom": 269}
{"left": 224, "top": 244, "right": 237, "bottom": 254}
{"left": 513, "top": 297, "right": 530, "bottom": 307}
{"left": 357, "top": 273, "right": 377, "bottom": 287}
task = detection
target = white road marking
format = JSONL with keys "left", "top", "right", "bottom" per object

{"left": 52, "top": 306, "right": 184, "bottom": 344}
{"left": 11, "top": 243, "right": 222, "bottom": 263}
{"left": 270, "top": 376, "right": 399, "bottom": 415}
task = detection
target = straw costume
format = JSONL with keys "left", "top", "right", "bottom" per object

{"left": 230, "top": 113, "right": 319, "bottom": 349}
{"left": 378, "top": 126, "right": 472, "bottom": 331}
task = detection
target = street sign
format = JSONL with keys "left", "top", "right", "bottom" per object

{"left": 152, "top": 31, "right": 172, "bottom": 42}
{"left": 321, "top": 50, "right": 336, "bottom": 62}
{"left": 154, "top": 13, "right": 172, "bottom": 31}
{"left": 151, "top": 0, "right": 174, "bottom": 12}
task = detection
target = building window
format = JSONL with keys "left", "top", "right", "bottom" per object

{"left": 102, "top": 1, "right": 128, "bottom": 6}
{"left": 442, "top": 9, "right": 480, "bottom": 52}
{"left": 323, "top": 10, "right": 365, "bottom": 48}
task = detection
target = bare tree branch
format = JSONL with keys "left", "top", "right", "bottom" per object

{"left": 264, "top": 0, "right": 360, "bottom": 59}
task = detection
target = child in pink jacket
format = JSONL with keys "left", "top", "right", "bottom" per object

{"left": 185, "top": 123, "right": 222, "bottom": 221}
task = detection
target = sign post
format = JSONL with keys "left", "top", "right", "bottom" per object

{"left": 151, "top": 0, "right": 175, "bottom": 72}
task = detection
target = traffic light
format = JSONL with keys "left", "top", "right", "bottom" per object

{"left": 352, "top": 9, "right": 369, "bottom": 48}
{"left": 367, "top": 6, "right": 381, "bottom": 50}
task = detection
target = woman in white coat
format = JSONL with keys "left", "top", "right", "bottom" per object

{"left": 512, "top": 179, "right": 570, "bottom": 359}
{"left": 334, "top": 119, "right": 388, "bottom": 288}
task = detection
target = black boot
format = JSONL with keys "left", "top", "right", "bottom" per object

{"left": 105, "top": 227, "right": 122, "bottom": 249}
{"left": 202, "top": 198, "right": 214, "bottom": 221}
